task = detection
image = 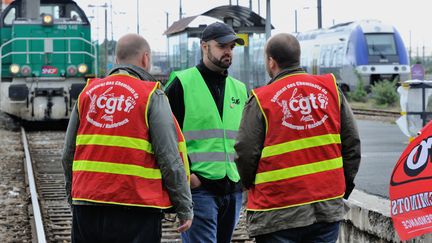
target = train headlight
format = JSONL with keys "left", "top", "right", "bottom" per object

{"left": 371, "top": 66, "right": 376, "bottom": 72}
{"left": 78, "top": 64, "right": 88, "bottom": 74}
{"left": 394, "top": 66, "right": 399, "bottom": 71}
{"left": 67, "top": 65, "right": 77, "bottom": 76}
{"left": 402, "top": 66, "right": 407, "bottom": 71}
{"left": 21, "top": 65, "right": 32, "bottom": 76}
{"left": 42, "top": 14, "right": 53, "bottom": 25}
{"left": 10, "top": 64, "right": 20, "bottom": 75}
{"left": 361, "top": 66, "right": 368, "bottom": 72}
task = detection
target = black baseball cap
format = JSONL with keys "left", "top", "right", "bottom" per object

{"left": 201, "top": 22, "right": 244, "bottom": 45}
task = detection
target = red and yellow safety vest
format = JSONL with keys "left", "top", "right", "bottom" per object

{"left": 72, "top": 74, "right": 189, "bottom": 209}
{"left": 248, "top": 72, "right": 345, "bottom": 211}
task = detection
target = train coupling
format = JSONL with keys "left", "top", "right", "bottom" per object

{"left": 30, "top": 87, "right": 65, "bottom": 119}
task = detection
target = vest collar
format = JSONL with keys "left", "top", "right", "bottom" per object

{"left": 268, "top": 67, "right": 305, "bottom": 85}
{"left": 108, "top": 64, "right": 156, "bottom": 81}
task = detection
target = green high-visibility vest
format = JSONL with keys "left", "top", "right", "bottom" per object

{"left": 171, "top": 67, "right": 247, "bottom": 181}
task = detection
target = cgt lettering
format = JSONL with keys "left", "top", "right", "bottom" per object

{"left": 289, "top": 94, "right": 327, "bottom": 115}
{"left": 96, "top": 95, "right": 134, "bottom": 114}
{"left": 404, "top": 137, "right": 432, "bottom": 177}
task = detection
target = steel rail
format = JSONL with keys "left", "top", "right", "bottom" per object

{"left": 352, "top": 108, "right": 400, "bottom": 117}
{"left": 21, "top": 127, "right": 47, "bottom": 243}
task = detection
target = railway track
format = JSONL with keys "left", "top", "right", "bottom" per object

{"left": 352, "top": 108, "right": 400, "bottom": 118}
{"left": 12, "top": 108, "right": 400, "bottom": 241}
{"left": 21, "top": 128, "right": 252, "bottom": 242}
{"left": 16, "top": 108, "right": 400, "bottom": 242}
{"left": 23, "top": 129, "right": 71, "bottom": 242}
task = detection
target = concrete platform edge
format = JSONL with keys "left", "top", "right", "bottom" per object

{"left": 339, "top": 189, "right": 432, "bottom": 242}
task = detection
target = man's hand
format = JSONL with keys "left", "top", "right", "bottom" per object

{"left": 190, "top": 173, "right": 201, "bottom": 189}
{"left": 177, "top": 219, "right": 193, "bottom": 232}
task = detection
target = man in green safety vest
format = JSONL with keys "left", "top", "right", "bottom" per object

{"left": 165, "top": 22, "right": 247, "bottom": 243}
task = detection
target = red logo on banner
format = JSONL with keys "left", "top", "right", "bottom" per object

{"left": 390, "top": 121, "right": 432, "bottom": 240}
{"left": 41, "top": 66, "right": 58, "bottom": 75}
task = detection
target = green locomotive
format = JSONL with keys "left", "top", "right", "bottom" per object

{"left": 0, "top": 0, "right": 96, "bottom": 120}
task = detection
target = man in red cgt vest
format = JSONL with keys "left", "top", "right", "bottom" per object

{"left": 235, "top": 33, "right": 361, "bottom": 243}
{"left": 62, "top": 33, "right": 193, "bottom": 242}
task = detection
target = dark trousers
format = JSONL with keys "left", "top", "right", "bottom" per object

{"left": 181, "top": 187, "right": 242, "bottom": 243}
{"left": 255, "top": 221, "right": 341, "bottom": 243}
{"left": 72, "top": 205, "right": 162, "bottom": 243}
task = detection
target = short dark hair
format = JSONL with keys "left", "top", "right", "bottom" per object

{"left": 265, "top": 33, "right": 301, "bottom": 69}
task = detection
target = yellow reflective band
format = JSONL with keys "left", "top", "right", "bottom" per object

{"left": 252, "top": 90, "right": 269, "bottom": 134}
{"left": 179, "top": 141, "right": 187, "bottom": 153}
{"left": 76, "top": 134, "right": 153, "bottom": 153}
{"left": 273, "top": 72, "right": 307, "bottom": 84}
{"left": 72, "top": 197, "right": 172, "bottom": 209}
{"left": 145, "top": 83, "right": 159, "bottom": 127}
{"left": 261, "top": 134, "right": 341, "bottom": 158}
{"left": 179, "top": 141, "right": 191, "bottom": 178}
{"left": 247, "top": 193, "right": 344, "bottom": 212}
{"left": 254, "top": 157, "right": 342, "bottom": 184}
{"left": 77, "top": 79, "right": 92, "bottom": 116}
{"left": 329, "top": 73, "right": 341, "bottom": 109}
{"left": 73, "top": 160, "right": 162, "bottom": 179}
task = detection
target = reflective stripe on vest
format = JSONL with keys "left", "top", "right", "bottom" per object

{"left": 261, "top": 134, "right": 340, "bottom": 158}
{"left": 173, "top": 67, "right": 247, "bottom": 181}
{"left": 77, "top": 134, "right": 153, "bottom": 153}
{"left": 183, "top": 129, "right": 237, "bottom": 163}
{"left": 255, "top": 157, "right": 342, "bottom": 184}
{"left": 189, "top": 152, "right": 236, "bottom": 163}
{"left": 73, "top": 160, "right": 162, "bottom": 179}
{"left": 183, "top": 129, "right": 238, "bottom": 140}
{"left": 248, "top": 73, "right": 345, "bottom": 211}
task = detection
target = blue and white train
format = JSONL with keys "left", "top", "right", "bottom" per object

{"left": 297, "top": 19, "right": 410, "bottom": 92}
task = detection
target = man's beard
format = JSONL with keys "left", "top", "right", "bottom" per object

{"left": 207, "top": 47, "right": 232, "bottom": 69}
{"left": 266, "top": 63, "right": 274, "bottom": 78}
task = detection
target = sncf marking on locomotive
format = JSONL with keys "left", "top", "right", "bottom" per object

{"left": 41, "top": 66, "right": 58, "bottom": 74}
{"left": 271, "top": 81, "right": 329, "bottom": 130}
{"left": 85, "top": 80, "right": 139, "bottom": 128}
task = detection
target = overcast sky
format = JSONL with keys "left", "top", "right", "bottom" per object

{"left": 74, "top": 0, "right": 431, "bottom": 56}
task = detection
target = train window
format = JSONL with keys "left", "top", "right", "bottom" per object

{"left": 3, "top": 7, "right": 16, "bottom": 25}
{"left": 38, "top": 4, "right": 86, "bottom": 23}
{"left": 320, "top": 45, "right": 329, "bottom": 67}
{"left": 40, "top": 5, "right": 61, "bottom": 19}
{"left": 335, "top": 45, "right": 344, "bottom": 67}
{"left": 329, "top": 45, "right": 338, "bottom": 67}
{"left": 365, "top": 34, "right": 397, "bottom": 56}
{"left": 70, "top": 11, "right": 82, "bottom": 22}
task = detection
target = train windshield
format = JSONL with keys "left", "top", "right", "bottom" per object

{"left": 40, "top": 3, "right": 87, "bottom": 23}
{"left": 2, "top": 2, "right": 89, "bottom": 26}
{"left": 365, "top": 34, "right": 397, "bottom": 56}
{"left": 3, "top": 7, "right": 16, "bottom": 25}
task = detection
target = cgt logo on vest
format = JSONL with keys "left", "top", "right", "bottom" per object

{"left": 85, "top": 80, "right": 138, "bottom": 128}
{"left": 271, "top": 82, "right": 329, "bottom": 130}
{"left": 391, "top": 136, "right": 432, "bottom": 186}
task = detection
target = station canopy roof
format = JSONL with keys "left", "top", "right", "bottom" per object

{"left": 164, "top": 5, "right": 274, "bottom": 37}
